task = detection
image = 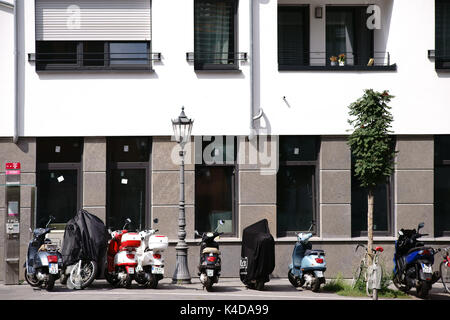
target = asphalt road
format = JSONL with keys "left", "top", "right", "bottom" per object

{"left": 0, "top": 278, "right": 449, "bottom": 301}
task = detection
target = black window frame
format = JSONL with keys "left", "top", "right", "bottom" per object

{"left": 436, "top": 0, "right": 450, "bottom": 70}
{"left": 106, "top": 137, "right": 152, "bottom": 231}
{"left": 278, "top": 5, "right": 396, "bottom": 71}
{"left": 434, "top": 135, "right": 450, "bottom": 236}
{"left": 36, "top": 138, "right": 84, "bottom": 229}
{"left": 35, "top": 41, "right": 153, "bottom": 72}
{"left": 194, "top": 136, "right": 238, "bottom": 237}
{"left": 193, "top": 0, "right": 239, "bottom": 71}
{"left": 276, "top": 136, "right": 320, "bottom": 238}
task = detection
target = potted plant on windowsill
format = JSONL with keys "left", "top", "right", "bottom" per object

{"left": 330, "top": 56, "right": 338, "bottom": 66}
{"left": 339, "top": 54, "right": 346, "bottom": 66}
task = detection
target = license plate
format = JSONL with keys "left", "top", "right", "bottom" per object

{"left": 127, "top": 267, "right": 135, "bottom": 274}
{"left": 206, "top": 269, "right": 214, "bottom": 277}
{"left": 315, "top": 271, "right": 324, "bottom": 278}
{"left": 152, "top": 266, "right": 164, "bottom": 274}
{"left": 49, "top": 263, "right": 58, "bottom": 274}
{"left": 422, "top": 264, "right": 433, "bottom": 274}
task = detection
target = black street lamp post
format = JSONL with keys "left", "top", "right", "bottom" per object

{"left": 171, "top": 107, "right": 194, "bottom": 284}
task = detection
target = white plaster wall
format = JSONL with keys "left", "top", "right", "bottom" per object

{"left": 0, "top": 0, "right": 449, "bottom": 138}
{"left": 261, "top": 0, "right": 449, "bottom": 135}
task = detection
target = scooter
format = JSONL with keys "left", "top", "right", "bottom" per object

{"left": 24, "top": 216, "right": 63, "bottom": 291}
{"left": 135, "top": 218, "right": 169, "bottom": 289}
{"left": 195, "top": 220, "right": 224, "bottom": 291}
{"left": 393, "top": 222, "right": 440, "bottom": 298}
{"left": 105, "top": 218, "right": 141, "bottom": 288}
{"left": 288, "top": 222, "right": 326, "bottom": 292}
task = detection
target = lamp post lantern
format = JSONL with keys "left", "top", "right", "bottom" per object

{"left": 171, "top": 107, "right": 194, "bottom": 284}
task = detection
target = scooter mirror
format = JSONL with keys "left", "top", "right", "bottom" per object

{"left": 126, "top": 218, "right": 131, "bottom": 224}
{"left": 398, "top": 230, "right": 404, "bottom": 236}
{"left": 153, "top": 218, "right": 159, "bottom": 224}
{"left": 219, "top": 220, "right": 225, "bottom": 225}
{"left": 195, "top": 230, "right": 200, "bottom": 236}
{"left": 418, "top": 222, "right": 425, "bottom": 230}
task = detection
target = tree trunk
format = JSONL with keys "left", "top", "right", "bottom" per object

{"left": 367, "top": 189, "right": 374, "bottom": 265}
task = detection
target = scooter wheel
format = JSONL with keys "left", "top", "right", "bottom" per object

{"left": 255, "top": 280, "right": 264, "bottom": 291}
{"left": 45, "top": 274, "right": 57, "bottom": 291}
{"left": 24, "top": 269, "right": 41, "bottom": 287}
{"left": 204, "top": 277, "right": 213, "bottom": 292}
{"left": 288, "top": 271, "right": 301, "bottom": 288}
{"left": 148, "top": 275, "right": 159, "bottom": 289}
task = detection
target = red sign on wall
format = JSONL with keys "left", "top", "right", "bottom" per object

{"left": 5, "top": 162, "right": 21, "bottom": 175}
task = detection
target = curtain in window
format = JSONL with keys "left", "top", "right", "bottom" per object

{"left": 195, "top": 0, "right": 235, "bottom": 65}
{"left": 326, "top": 8, "right": 355, "bottom": 65}
{"left": 326, "top": 7, "right": 374, "bottom": 66}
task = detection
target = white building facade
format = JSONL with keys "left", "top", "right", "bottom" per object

{"left": 0, "top": 0, "right": 449, "bottom": 281}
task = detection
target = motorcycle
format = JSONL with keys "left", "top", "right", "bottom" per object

{"left": 240, "top": 219, "right": 275, "bottom": 291}
{"left": 393, "top": 222, "right": 440, "bottom": 298}
{"left": 60, "top": 209, "right": 109, "bottom": 290}
{"left": 135, "top": 218, "right": 169, "bottom": 289}
{"left": 195, "top": 220, "right": 224, "bottom": 291}
{"left": 105, "top": 218, "right": 141, "bottom": 288}
{"left": 24, "top": 216, "right": 63, "bottom": 291}
{"left": 287, "top": 222, "right": 326, "bottom": 292}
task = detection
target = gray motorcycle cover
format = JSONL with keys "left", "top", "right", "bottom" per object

{"left": 61, "top": 209, "right": 108, "bottom": 267}
{"left": 240, "top": 219, "right": 275, "bottom": 284}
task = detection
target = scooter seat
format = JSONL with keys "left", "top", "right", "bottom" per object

{"left": 202, "top": 247, "right": 220, "bottom": 255}
{"left": 305, "top": 249, "right": 325, "bottom": 256}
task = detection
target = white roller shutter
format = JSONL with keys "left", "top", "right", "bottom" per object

{"left": 35, "top": 0, "right": 151, "bottom": 41}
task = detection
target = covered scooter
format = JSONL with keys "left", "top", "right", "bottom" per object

{"left": 61, "top": 209, "right": 109, "bottom": 289}
{"left": 239, "top": 219, "right": 275, "bottom": 291}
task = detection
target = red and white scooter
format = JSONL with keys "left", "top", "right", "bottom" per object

{"left": 105, "top": 218, "right": 141, "bottom": 288}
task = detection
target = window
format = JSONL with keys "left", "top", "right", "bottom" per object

{"left": 326, "top": 6, "right": 373, "bottom": 67}
{"left": 278, "top": 5, "right": 310, "bottom": 67}
{"left": 195, "top": 136, "right": 237, "bottom": 235}
{"left": 36, "top": 41, "right": 151, "bottom": 71}
{"left": 106, "top": 137, "right": 151, "bottom": 231}
{"left": 278, "top": 5, "right": 395, "bottom": 70}
{"left": 436, "top": 0, "right": 450, "bottom": 69}
{"left": 36, "top": 138, "right": 83, "bottom": 228}
{"left": 351, "top": 155, "right": 393, "bottom": 237}
{"left": 277, "top": 136, "right": 319, "bottom": 237}
{"left": 434, "top": 136, "right": 450, "bottom": 236}
{"left": 194, "top": 0, "right": 238, "bottom": 70}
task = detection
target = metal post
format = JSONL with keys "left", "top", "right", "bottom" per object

{"left": 172, "top": 149, "right": 191, "bottom": 283}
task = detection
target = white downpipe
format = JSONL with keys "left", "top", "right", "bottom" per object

{"left": 249, "top": 0, "right": 255, "bottom": 140}
{"left": 0, "top": 0, "right": 18, "bottom": 144}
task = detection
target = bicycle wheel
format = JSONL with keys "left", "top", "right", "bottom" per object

{"left": 440, "top": 260, "right": 450, "bottom": 294}
{"left": 351, "top": 260, "right": 365, "bottom": 289}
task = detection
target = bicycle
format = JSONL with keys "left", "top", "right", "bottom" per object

{"left": 351, "top": 244, "right": 384, "bottom": 300}
{"left": 437, "top": 246, "right": 450, "bottom": 294}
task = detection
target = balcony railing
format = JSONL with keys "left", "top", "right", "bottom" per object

{"left": 186, "top": 52, "right": 248, "bottom": 71}
{"left": 278, "top": 51, "right": 396, "bottom": 71}
{"left": 34, "top": 51, "right": 162, "bottom": 71}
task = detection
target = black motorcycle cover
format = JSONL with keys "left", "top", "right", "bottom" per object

{"left": 240, "top": 219, "right": 275, "bottom": 284}
{"left": 61, "top": 209, "right": 108, "bottom": 267}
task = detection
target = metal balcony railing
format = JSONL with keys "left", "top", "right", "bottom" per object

{"left": 33, "top": 51, "right": 162, "bottom": 71}
{"left": 186, "top": 52, "right": 248, "bottom": 63}
{"left": 278, "top": 51, "right": 396, "bottom": 71}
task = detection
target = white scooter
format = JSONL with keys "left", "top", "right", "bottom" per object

{"left": 135, "top": 219, "right": 168, "bottom": 289}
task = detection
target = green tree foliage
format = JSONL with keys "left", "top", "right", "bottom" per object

{"left": 348, "top": 89, "right": 396, "bottom": 189}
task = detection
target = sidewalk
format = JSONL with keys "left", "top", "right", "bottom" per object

{"left": 0, "top": 278, "right": 448, "bottom": 300}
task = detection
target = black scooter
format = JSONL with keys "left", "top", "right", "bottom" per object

{"left": 24, "top": 216, "right": 63, "bottom": 291}
{"left": 195, "top": 220, "right": 224, "bottom": 291}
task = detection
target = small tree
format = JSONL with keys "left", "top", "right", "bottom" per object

{"left": 347, "top": 89, "right": 396, "bottom": 264}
